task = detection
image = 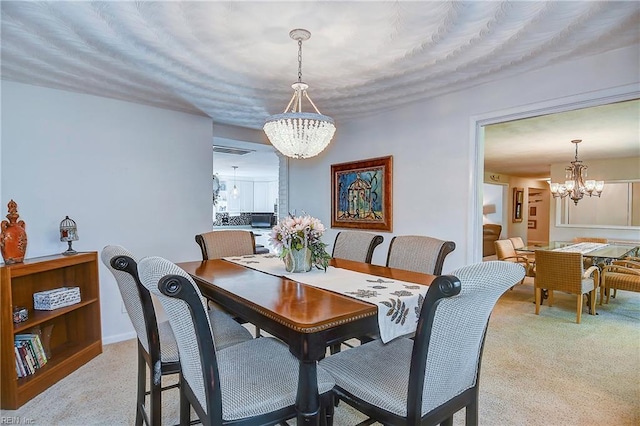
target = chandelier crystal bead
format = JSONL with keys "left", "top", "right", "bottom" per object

{"left": 263, "top": 29, "right": 336, "bottom": 159}
{"left": 549, "top": 139, "right": 604, "bottom": 205}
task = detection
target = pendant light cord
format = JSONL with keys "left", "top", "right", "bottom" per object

{"left": 297, "top": 38, "right": 303, "bottom": 83}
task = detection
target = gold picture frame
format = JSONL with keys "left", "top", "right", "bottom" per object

{"left": 513, "top": 187, "right": 524, "bottom": 223}
{"left": 331, "top": 156, "right": 393, "bottom": 231}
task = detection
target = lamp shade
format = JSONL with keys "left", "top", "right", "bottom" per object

{"left": 264, "top": 113, "right": 336, "bottom": 159}
{"left": 483, "top": 204, "right": 497, "bottom": 215}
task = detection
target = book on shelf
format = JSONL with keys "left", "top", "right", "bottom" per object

{"left": 15, "top": 341, "right": 34, "bottom": 375}
{"left": 15, "top": 333, "right": 47, "bottom": 367}
{"left": 14, "top": 346, "right": 26, "bottom": 378}
{"left": 14, "top": 333, "right": 49, "bottom": 377}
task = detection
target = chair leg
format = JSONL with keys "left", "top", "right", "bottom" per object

{"left": 150, "top": 364, "right": 162, "bottom": 426}
{"left": 322, "top": 393, "right": 335, "bottom": 426}
{"left": 590, "top": 289, "right": 596, "bottom": 316}
{"left": 440, "top": 417, "right": 453, "bottom": 426}
{"left": 606, "top": 286, "right": 612, "bottom": 304}
{"left": 465, "top": 398, "right": 479, "bottom": 425}
{"left": 179, "top": 376, "right": 191, "bottom": 426}
{"left": 548, "top": 290, "right": 554, "bottom": 306}
{"left": 576, "top": 295, "right": 582, "bottom": 324}
{"left": 535, "top": 287, "right": 541, "bottom": 315}
{"left": 136, "top": 348, "right": 146, "bottom": 426}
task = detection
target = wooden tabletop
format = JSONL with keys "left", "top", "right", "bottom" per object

{"left": 521, "top": 241, "right": 638, "bottom": 260}
{"left": 177, "top": 257, "right": 436, "bottom": 333}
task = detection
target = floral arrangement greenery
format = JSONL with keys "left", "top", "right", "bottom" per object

{"left": 269, "top": 213, "right": 332, "bottom": 271}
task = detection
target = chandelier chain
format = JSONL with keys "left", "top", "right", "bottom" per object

{"left": 297, "top": 38, "right": 303, "bottom": 83}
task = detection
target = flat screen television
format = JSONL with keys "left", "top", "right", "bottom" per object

{"left": 251, "top": 212, "right": 274, "bottom": 228}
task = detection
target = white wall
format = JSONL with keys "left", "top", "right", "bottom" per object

{"left": 1, "top": 81, "right": 213, "bottom": 343}
{"left": 288, "top": 45, "right": 640, "bottom": 271}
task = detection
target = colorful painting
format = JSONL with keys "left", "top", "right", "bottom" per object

{"left": 331, "top": 156, "right": 392, "bottom": 231}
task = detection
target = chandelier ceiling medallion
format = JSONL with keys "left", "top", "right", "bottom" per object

{"left": 263, "top": 28, "right": 336, "bottom": 159}
{"left": 549, "top": 139, "right": 604, "bottom": 205}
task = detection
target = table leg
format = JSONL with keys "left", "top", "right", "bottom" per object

{"left": 296, "top": 360, "right": 320, "bottom": 425}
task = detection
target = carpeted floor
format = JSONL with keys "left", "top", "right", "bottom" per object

{"left": 2, "top": 278, "right": 639, "bottom": 425}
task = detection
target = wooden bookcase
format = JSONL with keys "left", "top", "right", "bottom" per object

{"left": 0, "top": 252, "right": 102, "bottom": 409}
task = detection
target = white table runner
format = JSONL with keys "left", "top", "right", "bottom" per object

{"left": 552, "top": 242, "right": 608, "bottom": 254}
{"left": 223, "top": 253, "right": 429, "bottom": 343}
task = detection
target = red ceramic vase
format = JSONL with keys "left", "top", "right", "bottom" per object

{"left": 1, "top": 200, "right": 28, "bottom": 264}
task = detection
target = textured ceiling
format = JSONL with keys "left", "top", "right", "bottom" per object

{"left": 2, "top": 1, "right": 639, "bottom": 178}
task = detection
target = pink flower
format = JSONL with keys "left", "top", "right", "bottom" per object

{"left": 268, "top": 214, "right": 326, "bottom": 253}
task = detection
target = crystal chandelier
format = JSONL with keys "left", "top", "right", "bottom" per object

{"left": 263, "top": 29, "right": 336, "bottom": 159}
{"left": 549, "top": 139, "right": 604, "bottom": 205}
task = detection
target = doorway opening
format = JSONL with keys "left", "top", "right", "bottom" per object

{"left": 474, "top": 85, "right": 638, "bottom": 262}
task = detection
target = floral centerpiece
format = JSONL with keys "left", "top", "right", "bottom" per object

{"left": 269, "top": 214, "right": 331, "bottom": 272}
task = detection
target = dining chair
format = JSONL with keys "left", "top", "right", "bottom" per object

{"left": 494, "top": 239, "right": 535, "bottom": 285}
{"left": 385, "top": 235, "right": 456, "bottom": 275}
{"left": 336, "top": 235, "right": 455, "bottom": 352}
{"left": 195, "top": 229, "right": 258, "bottom": 259}
{"left": 101, "top": 245, "right": 253, "bottom": 426}
{"left": 195, "top": 229, "right": 262, "bottom": 336}
{"left": 331, "top": 231, "right": 384, "bottom": 263}
{"left": 508, "top": 236, "right": 526, "bottom": 251}
{"left": 329, "top": 231, "right": 384, "bottom": 353}
{"left": 508, "top": 236, "right": 535, "bottom": 264}
{"left": 319, "top": 261, "right": 525, "bottom": 426}
{"left": 137, "top": 255, "right": 336, "bottom": 426}
{"left": 534, "top": 250, "right": 599, "bottom": 324}
{"left": 573, "top": 237, "right": 609, "bottom": 244}
{"left": 601, "top": 259, "right": 640, "bottom": 304}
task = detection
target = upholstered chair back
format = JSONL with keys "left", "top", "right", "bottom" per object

{"left": 573, "top": 237, "right": 609, "bottom": 244}
{"left": 138, "top": 257, "right": 213, "bottom": 412}
{"left": 415, "top": 261, "right": 525, "bottom": 415}
{"left": 101, "top": 245, "right": 153, "bottom": 353}
{"left": 508, "top": 237, "right": 525, "bottom": 250}
{"left": 195, "top": 230, "right": 256, "bottom": 260}
{"left": 494, "top": 239, "right": 518, "bottom": 260}
{"left": 331, "top": 231, "right": 383, "bottom": 264}
{"left": 534, "top": 250, "right": 591, "bottom": 294}
{"left": 386, "top": 235, "right": 455, "bottom": 275}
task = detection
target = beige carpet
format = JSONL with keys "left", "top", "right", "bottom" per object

{"left": 3, "top": 278, "right": 639, "bottom": 425}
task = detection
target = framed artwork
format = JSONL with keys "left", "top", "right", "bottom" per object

{"left": 528, "top": 220, "right": 537, "bottom": 229}
{"left": 331, "top": 156, "right": 393, "bottom": 231}
{"left": 529, "top": 206, "right": 537, "bottom": 216}
{"left": 512, "top": 187, "right": 524, "bottom": 223}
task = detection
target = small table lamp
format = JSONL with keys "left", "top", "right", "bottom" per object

{"left": 60, "top": 216, "right": 79, "bottom": 255}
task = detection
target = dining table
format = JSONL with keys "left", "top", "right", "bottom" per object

{"left": 176, "top": 256, "right": 436, "bottom": 425}
{"left": 519, "top": 241, "right": 639, "bottom": 265}
{"left": 519, "top": 241, "right": 639, "bottom": 308}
